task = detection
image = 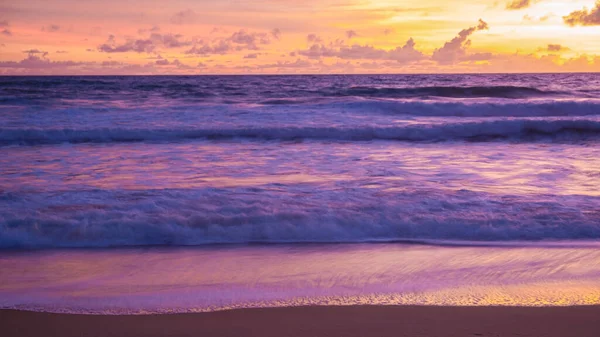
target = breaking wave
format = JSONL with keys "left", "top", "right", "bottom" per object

{"left": 2, "top": 119, "right": 600, "bottom": 145}
{"left": 336, "top": 85, "right": 562, "bottom": 99}
{"left": 1, "top": 189, "right": 600, "bottom": 249}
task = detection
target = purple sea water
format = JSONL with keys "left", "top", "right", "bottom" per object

{"left": 1, "top": 74, "right": 600, "bottom": 313}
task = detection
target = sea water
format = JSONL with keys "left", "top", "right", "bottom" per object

{"left": 1, "top": 74, "right": 599, "bottom": 313}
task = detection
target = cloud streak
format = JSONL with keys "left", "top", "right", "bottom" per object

{"left": 506, "top": 0, "right": 531, "bottom": 10}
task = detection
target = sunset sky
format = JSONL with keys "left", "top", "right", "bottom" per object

{"left": 1, "top": 0, "right": 600, "bottom": 74}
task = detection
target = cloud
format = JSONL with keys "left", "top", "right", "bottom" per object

{"left": 0, "top": 54, "right": 84, "bottom": 69}
{"left": 97, "top": 33, "right": 191, "bottom": 53}
{"left": 271, "top": 28, "right": 281, "bottom": 40}
{"left": 230, "top": 30, "right": 271, "bottom": 48}
{"left": 185, "top": 40, "right": 232, "bottom": 55}
{"left": 346, "top": 30, "right": 358, "bottom": 39}
{"left": 244, "top": 53, "right": 260, "bottom": 59}
{"left": 56, "top": 50, "right": 69, "bottom": 54}
{"left": 23, "top": 49, "right": 48, "bottom": 57}
{"left": 523, "top": 13, "right": 554, "bottom": 22}
{"left": 185, "top": 29, "right": 273, "bottom": 55}
{"left": 138, "top": 26, "right": 160, "bottom": 35}
{"left": 543, "top": 44, "right": 569, "bottom": 52}
{"left": 155, "top": 59, "right": 170, "bottom": 66}
{"left": 170, "top": 9, "right": 197, "bottom": 24}
{"left": 383, "top": 29, "right": 394, "bottom": 35}
{"left": 298, "top": 38, "right": 424, "bottom": 63}
{"left": 1, "top": 29, "right": 11, "bottom": 36}
{"left": 153, "top": 33, "right": 192, "bottom": 48}
{"left": 254, "top": 59, "right": 313, "bottom": 70}
{"left": 307, "top": 34, "right": 322, "bottom": 43}
{"left": 431, "top": 19, "right": 489, "bottom": 64}
{"left": 506, "top": 0, "right": 531, "bottom": 10}
{"left": 42, "top": 24, "right": 60, "bottom": 32}
{"left": 563, "top": 2, "right": 600, "bottom": 26}
{"left": 0, "top": 20, "right": 8, "bottom": 28}
{"left": 98, "top": 35, "right": 155, "bottom": 53}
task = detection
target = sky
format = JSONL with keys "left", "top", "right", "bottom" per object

{"left": 1, "top": 0, "right": 600, "bottom": 74}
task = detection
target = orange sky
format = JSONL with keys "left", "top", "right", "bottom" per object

{"left": 1, "top": 0, "right": 600, "bottom": 74}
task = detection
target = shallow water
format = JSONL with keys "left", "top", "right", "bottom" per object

{"left": 1, "top": 244, "right": 600, "bottom": 313}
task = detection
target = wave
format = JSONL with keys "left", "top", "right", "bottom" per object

{"left": 2, "top": 119, "right": 600, "bottom": 145}
{"left": 335, "top": 100, "right": 600, "bottom": 117}
{"left": 1, "top": 189, "right": 599, "bottom": 249}
{"left": 336, "top": 85, "right": 563, "bottom": 99}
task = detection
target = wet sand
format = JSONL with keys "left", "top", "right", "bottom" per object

{"left": 2, "top": 305, "right": 600, "bottom": 337}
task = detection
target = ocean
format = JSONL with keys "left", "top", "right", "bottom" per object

{"left": 1, "top": 74, "right": 600, "bottom": 313}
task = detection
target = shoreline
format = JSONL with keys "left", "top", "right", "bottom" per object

{"left": 3, "top": 305, "right": 600, "bottom": 337}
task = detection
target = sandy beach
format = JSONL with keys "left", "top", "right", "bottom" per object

{"left": 3, "top": 305, "right": 600, "bottom": 337}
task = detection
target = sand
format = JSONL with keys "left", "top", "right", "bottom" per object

{"left": 2, "top": 305, "right": 600, "bottom": 337}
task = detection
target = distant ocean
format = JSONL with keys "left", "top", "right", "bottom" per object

{"left": 1, "top": 74, "right": 600, "bottom": 313}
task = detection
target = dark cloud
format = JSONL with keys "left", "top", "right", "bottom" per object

{"left": 171, "top": 9, "right": 197, "bottom": 25}
{"left": 42, "top": 24, "right": 60, "bottom": 32}
{"left": 244, "top": 53, "right": 260, "bottom": 59}
{"left": 155, "top": 59, "right": 170, "bottom": 66}
{"left": 506, "top": 0, "right": 531, "bottom": 10}
{"left": 563, "top": 2, "right": 600, "bottom": 26}
{"left": 431, "top": 19, "right": 489, "bottom": 64}
{"left": 346, "top": 30, "right": 358, "bottom": 39}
